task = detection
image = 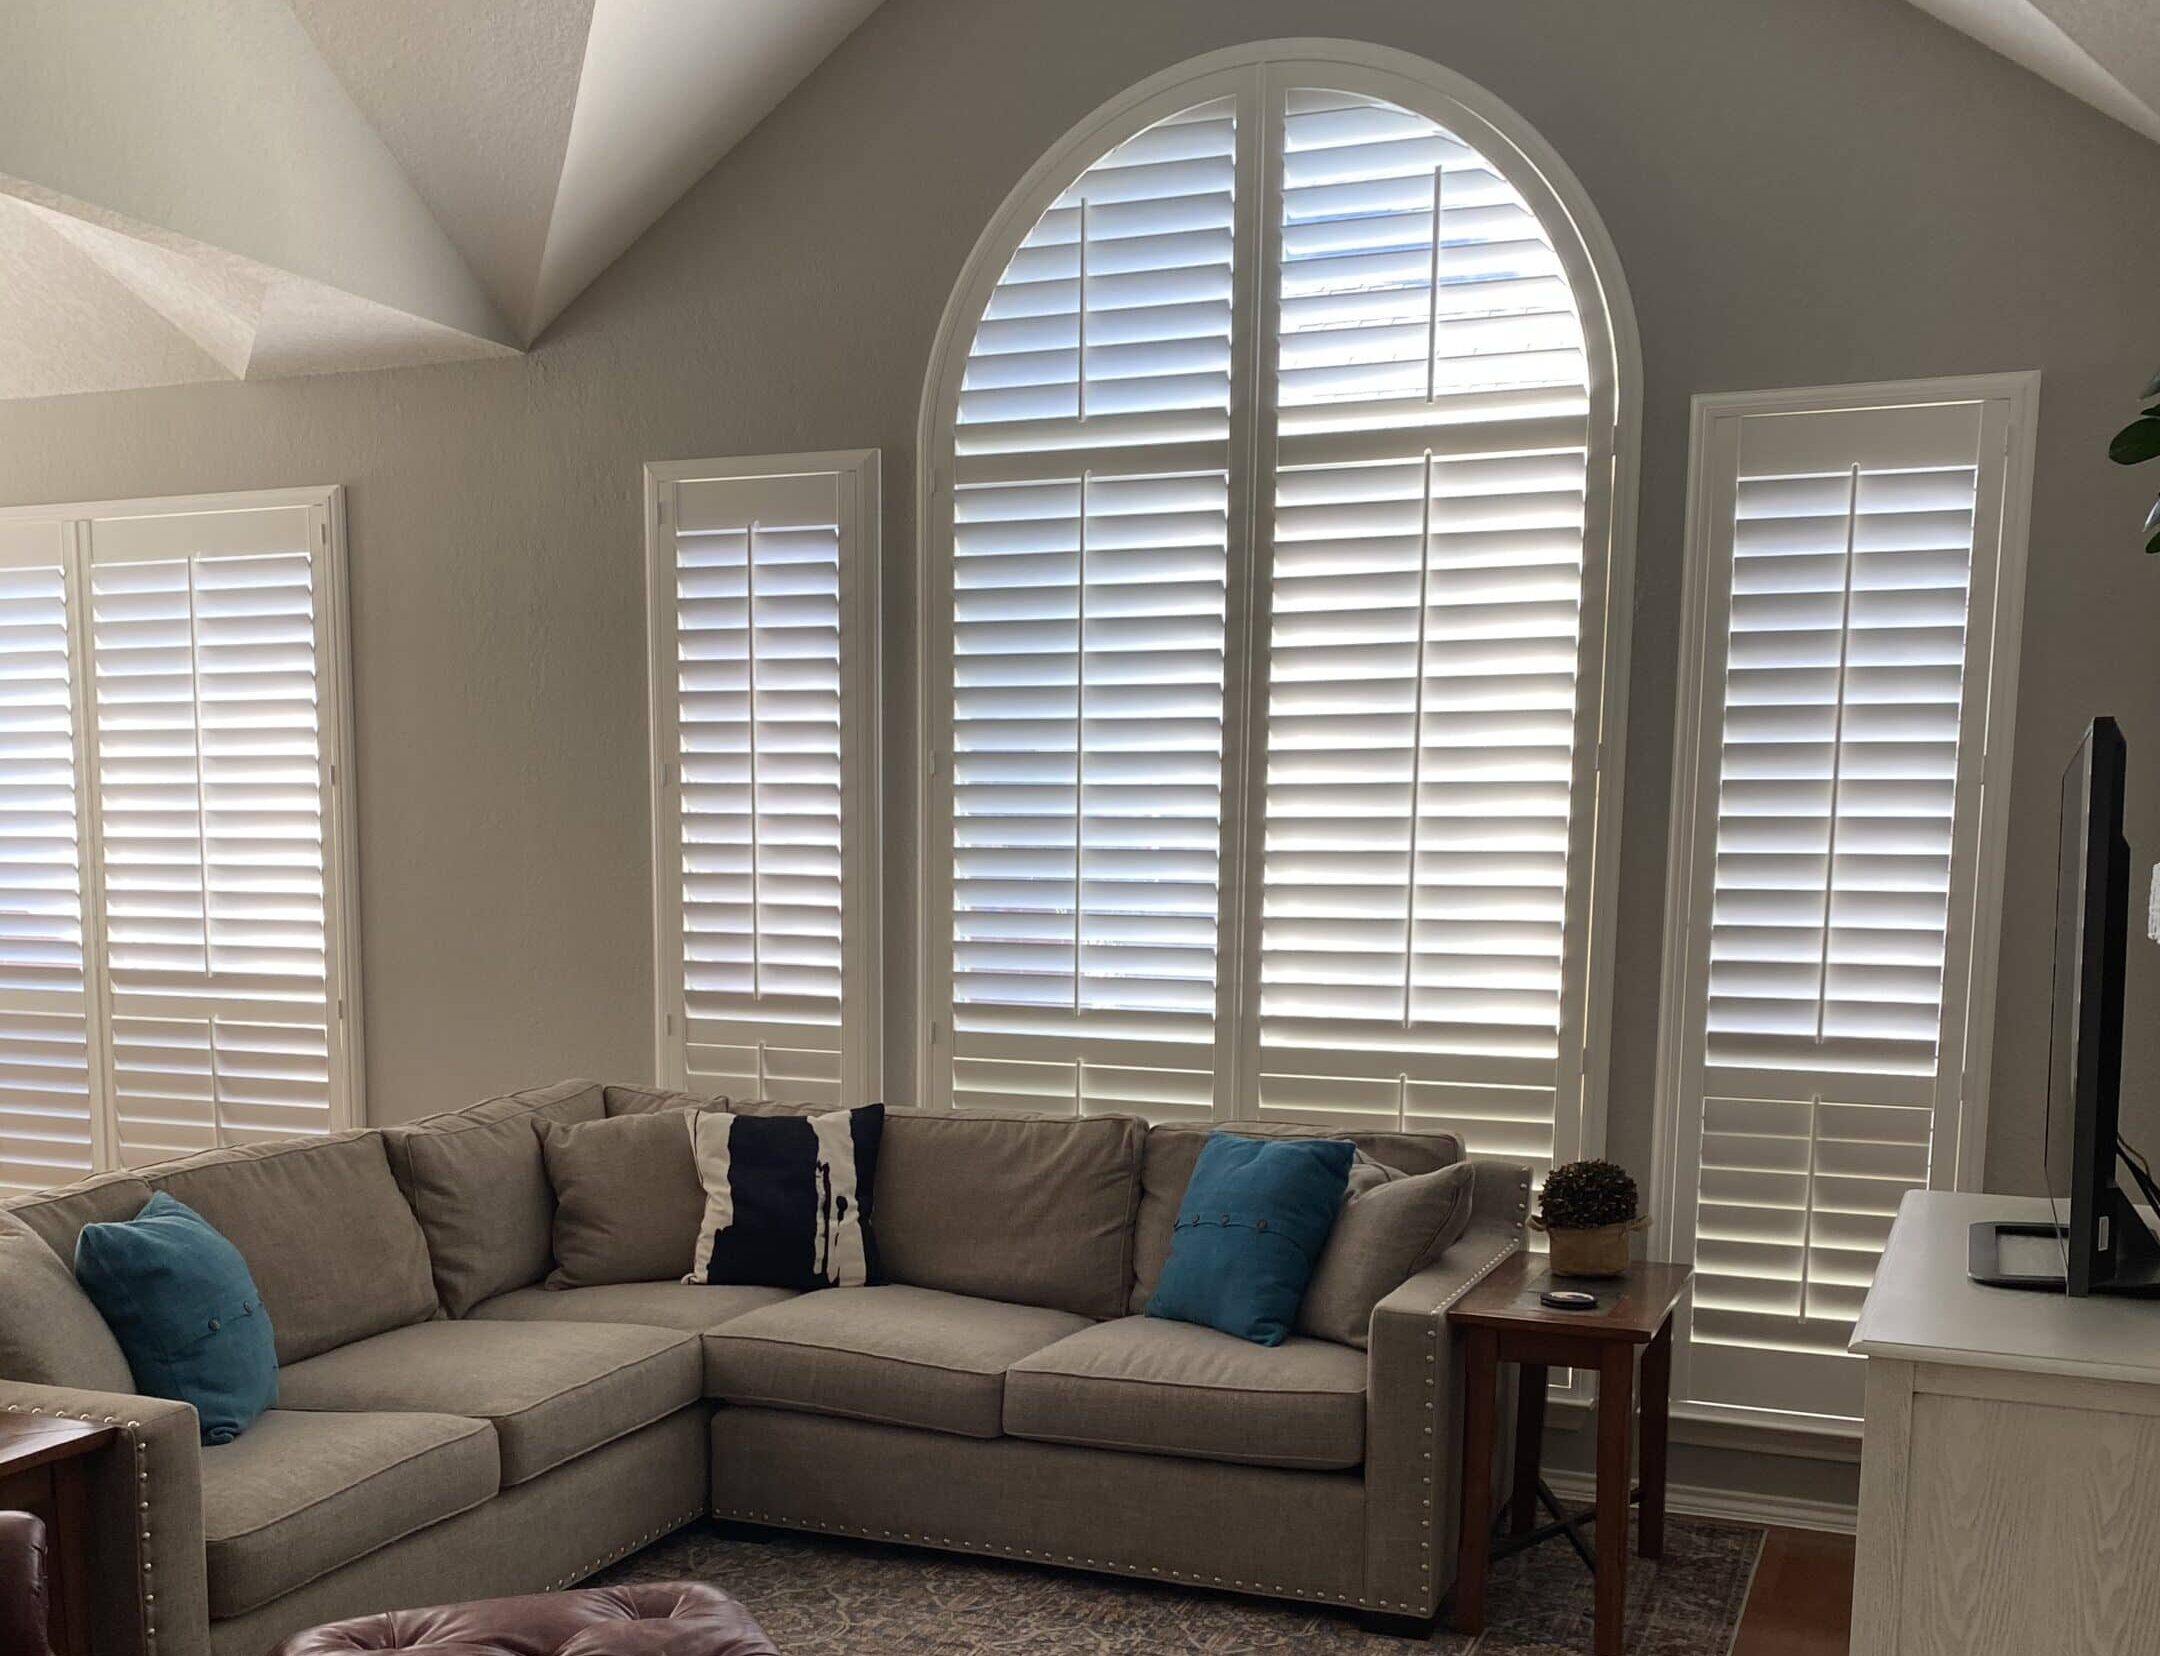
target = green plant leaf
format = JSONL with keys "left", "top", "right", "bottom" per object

{"left": 2143, "top": 366, "right": 2160, "bottom": 402}
{"left": 2146, "top": 495, "right": 2160, "bottom": 554}
{"left": 2111, "top": 415, "right": 2160, "bottom": 466}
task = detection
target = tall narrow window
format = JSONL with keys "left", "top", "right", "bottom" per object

{"left": 922, "top": 43, "right": 1635, "bottom": 1179}
{"left": 647, "top": 453, "right": 880, "bottom": 1107}
{"left": 1655, "top": 377, "right": 2034, "bottom": 1422}
{"left": 0, "top": 489, "right": 362, "bottom": 1195}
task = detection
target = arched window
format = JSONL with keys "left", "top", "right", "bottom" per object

{"left": 918, "top": 42, "right": 1638, "bottom": 1179}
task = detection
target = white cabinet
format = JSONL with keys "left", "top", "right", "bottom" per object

{"left": 1851, "top": 1191, "right": 2160, "bottom": 1656}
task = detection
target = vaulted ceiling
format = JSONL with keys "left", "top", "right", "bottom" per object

{"left": 0, "top": 0, "right": 882, "bottom": 400}
{"left": 0, "top": 0, "right": 2150, "bottom": 403}
{"left": 1908, "top": 0, "right": 2160, "bottom": 146}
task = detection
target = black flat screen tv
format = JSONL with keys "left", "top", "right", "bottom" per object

{"left": 2044, "top": 717, "right": 2159, "bottom": 1294}
{"left": 1970, "top": 716, "right": 2160, "bottom": 1295}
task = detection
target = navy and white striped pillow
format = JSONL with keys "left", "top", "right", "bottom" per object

{"left": 684, "top": 1104, "right": 884, "bottom": 1291}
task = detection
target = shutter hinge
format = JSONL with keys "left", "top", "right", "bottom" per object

{"left": 657, "top": 498, "right": 668, "bottom": 526}
{"left": 662, "top": 760, "right": 676, "bottom": 787}
{"left": 328, "top": 761, "right": 337, "bottom": 787}
{"left": 336, "top": 997, "right": 346, "bottom": 1020}
{"left": 318, "top": 521, "right": 328, "bottom": 546}
{"left": 930, "top": 750, "right": 944, "bottom": 777}
{"left": 933, "top": 467, "right": 952, "bottom": 498}
{"left": 665, "top": 1012, "right": 676, "bottom": 1036}
{"left": 930, "top": 1021, "right": 943, "bottom": 1045}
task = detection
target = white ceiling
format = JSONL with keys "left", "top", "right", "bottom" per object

{"left": 0, "top": 0, "right": 883, "bottom": 400}
{"left": 1908, "top": 0, "right": 2160, "bottom": 146}
{"left": 0, "top": 0, "right": 2150, "bottom": 404}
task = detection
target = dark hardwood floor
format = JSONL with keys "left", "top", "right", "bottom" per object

{"left": 1729, "top": 1527, "right": 1855, "bottom": 1656}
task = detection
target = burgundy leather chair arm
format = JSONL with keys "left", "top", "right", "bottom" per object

{"left": 0, "top": 1511, "right": 53, "bottom": 1656}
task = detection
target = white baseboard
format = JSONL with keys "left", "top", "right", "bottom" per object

{"left": 1541, "top": 1470, "right": 1857, "bottom": 1536}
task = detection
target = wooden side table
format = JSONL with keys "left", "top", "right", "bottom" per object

{"left": 0, "top": 1415, "right": 120, "bottom": 1656}
{"left": 1448, "top": 1255, "right": 1692, "bottom": 1656}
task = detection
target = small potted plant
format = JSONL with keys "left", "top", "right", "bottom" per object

{"left": 1531, "top": 1159, "right": 1648, "bottom": 1278}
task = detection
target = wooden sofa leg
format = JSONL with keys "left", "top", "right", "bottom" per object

{"left": 1357, "top": 1608, "right": 1437, "bottom": 1639}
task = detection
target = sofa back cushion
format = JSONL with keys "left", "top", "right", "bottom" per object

{"left": 149, "top": 1132, "right": 438, "bottom": 1364}
{"left": 875, "top": 1113, "right": 1142, "bottom": 1320}
{"left": 1129, "top": 1123, "right": 1464, "bottom": 1313}
{"left": 0, "top": 1211, "right": 135, "bottom": 1392}
{"left": 2, "top": 1169, "right": 155, "bottom": 1264}
{"left": 541, "top": 1107, "right": 711, "bottom": 1287}
{"left": 383, "top": 1079, "right": 607, "bottom": 1316}
{"left": 602, "top": 1083, "right": 719, "bottom": 1117}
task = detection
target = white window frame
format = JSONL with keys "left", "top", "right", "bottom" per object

{"left": 0, "top": 483, "right": 365, "bottom": 1168}
{"left": 913, "top": 38, "right": 1641, "bottom": 1151}
{"left": 1648, "top": 372, "right": 2039, "bottom": 1433}
{"left": 643, "top": 450, "right": 883, "bottom": 1104}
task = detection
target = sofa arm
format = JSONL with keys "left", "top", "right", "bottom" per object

{"left": 1361, "top": 1156, "right": 1530, "bottom": 1620}
{"left": 0, "top": 1383, "right": 207, "bottom": 1656}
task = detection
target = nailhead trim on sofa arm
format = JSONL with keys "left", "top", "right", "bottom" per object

{"left": 1361, "top": 1156, "right": 1533, "bottom": 1618}
{"left": 0, "top": 1388, "right": 207, "bottom": 1656}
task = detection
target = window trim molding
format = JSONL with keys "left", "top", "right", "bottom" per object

{"left": 912, "top": 37, "right": 1642, "bottom": 1133}
{"left": 0, "top": 481, "right": 365, "bottom": 1142}
{"left": 1647, "top": 371, "right": 2039, "bottom": 1423}
{"left": 643, "top": 449, "right": 884, "bottom": 1105}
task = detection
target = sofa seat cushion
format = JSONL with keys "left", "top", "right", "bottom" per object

{"left": 275, "top": 1321, "right": 700, "bottom": 1485}
{"left": 469, "top": 1281, "right": 793, "bottom": 1332}
{"left": 702, "top": 1286, "right": 1087, "bottom": 1438}
{"left": 202, "top": 1408, "right": 499, "bottom": 1618}
{"left": 1004, "top": 1316, "right": 1368, "bottom": 1470}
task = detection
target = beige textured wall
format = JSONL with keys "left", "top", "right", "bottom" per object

{"left": 0, "top": 2, "right": 2154, "bottom": 1183}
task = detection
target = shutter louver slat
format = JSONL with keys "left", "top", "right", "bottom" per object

{"left": 1675, "top": 397, "right": 1997, "bottom": 1419}
{"left": 0, "top": 547, "right": 95, "bottom": 1196}
{"left": 88, "top": 530, "right": 335, "bottom": 1164}
{"left": 672, "top": 476, "right": 848, "bottom": 1107}
{"left": 1255, "top": 88, "right": 1589, "bottom": 1172}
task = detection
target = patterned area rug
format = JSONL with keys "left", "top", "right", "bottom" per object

{"left": 596, "top": 1515, "right": 1762, "bottom": 1653}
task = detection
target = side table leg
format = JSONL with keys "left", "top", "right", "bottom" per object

{"left": 1451, "top": 1324, "right": 1499, "bottom": 1635}
{"left": 1511, "top": 1361, "right": 1548, "bottom": 1537}
{"left": 1639, "top": 1320, "right": 1672, "bottom": 1559}
{"left": 1594, "top": 1344, "right": 1635, "bottom": 1656}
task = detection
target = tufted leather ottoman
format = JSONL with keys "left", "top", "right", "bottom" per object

{"left": 270, "top": 1583, "right": 778, "bottom": 1655}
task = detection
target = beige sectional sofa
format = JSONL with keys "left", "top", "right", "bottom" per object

{"left": 0, "top": 1080, "right": 1529, "bottom": 1655}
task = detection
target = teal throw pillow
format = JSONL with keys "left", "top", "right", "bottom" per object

{"left": 75, "top": 1191, "right": 276, "bottom": 1444}
{"left": 1146, "top": 1133, "right": 1356, "bottom": 1346}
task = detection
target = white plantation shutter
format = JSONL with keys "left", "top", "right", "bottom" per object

{"left": 649, "top": 456, "right": 877, "bottom": 1107}
{"left": 943, "top": 96, "right": 1236, "bottom": 1120}
{"left": 1250, "top": 91, "right": 1595, "bottom": 1180}
{"left": 926, "top": 53, "right": 1628, "bottom": 1148}
{"left": 0, "top": 490, "right": 361, "bottom": 1193}
{"left": 0, "top": 522, "right": 95, "bottom": 1195}
{"left": 1659, "top": 384, "right": 2031, "bottom": 1420}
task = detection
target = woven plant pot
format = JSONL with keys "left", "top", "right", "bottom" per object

{"left": 1531, "top": 1214, "right": 1650, "bottom": 1278}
